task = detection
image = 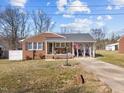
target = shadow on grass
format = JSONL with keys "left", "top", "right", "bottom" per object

{"left": 95, "top": 54, "right": 104, "bottom": 58}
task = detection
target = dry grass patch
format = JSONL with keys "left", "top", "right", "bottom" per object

{"left": 0, "top": 60, "right": 111, "bottom": 93}
{"left": 96, "top": 50, "right": 124, "bottom": 67}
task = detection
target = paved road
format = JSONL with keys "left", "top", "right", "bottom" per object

{"left": 80, "top": 58, "right": 124, "bottom": 93}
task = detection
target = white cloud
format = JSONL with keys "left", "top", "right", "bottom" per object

{"left": 60, "top": 17, "right": 109, "bottom": 33}
{"left": 60, "top": 18, "right": 93, "bottom": 32}
{"left": 115, "top": 6, "right": 121, "bottom": 9}
{"left": 10, "top": 0, "right": 27, "bottom": 7}
{"left": 50, "top": 21, "right": 55, "bottom": 25}
{"left": 109, "top": 0, "right": 124, "bottom": 9}
{"left": 67, "top": 0, "right": 90, "bottom": 14}
{"left": 63, "top": 14, "right": 74, "bottom": 18}
{"left": 56, "top": 0, "right": 68, "bottom": 12}
{"left": 95, "top": 21, "right": 105, "bottom": 28}
{"left": 106, "top": 6, "right": 113, "bottom": 10}
{"left": 113, "top": 0, "right": 124, "bottom": 5}
{"left": 95, "top": 15, "right": 112, "bottom": 28}
{"left": 97, "top": 16, "right": 103, "bottom": 20}
{"left": 47, "top": 2, "right": 50, "bottom": 6}
{"left": 97, "top": 15, "right": 112, "bottom": 21}
{"left": 56, "top": 0, "right": 90, "bottom": 17}
{"left": 73, "top": 18, "right": 92, "bottom": 27}
{"left": 105, "top": 15, "right": 112, "bottom": 20}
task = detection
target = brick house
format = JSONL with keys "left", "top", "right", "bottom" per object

{"left": 118, "top": 36, "right": 124, "bottom": 53}
{"left": 21, "top": 32, "right": 96, "bottom": 60}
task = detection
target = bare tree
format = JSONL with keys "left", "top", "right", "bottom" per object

{"left": 32, "top": 10, "right": 52, "bottom": 34}
{"left": 110, "top": 32, "right": 120, "bottom": 43}
{"left": 90, "top": 28, "right": 106, "bottom": 50}
{"left": 0, "top": 7, "right": 29, "bottom": 50}
{"left": 61, "top": 26, "right": 67, "bottom": 34}
{"left": 60, "top": 26, "right": 74, "bottom": 34}
{"left": 90, "top": 28, "right": 105, "bottom": 41}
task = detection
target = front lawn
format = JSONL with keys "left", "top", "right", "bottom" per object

{"left": 0, "top": 60, "right": 111, "bottom": 93}
{"left": 96, "top": 50, "right": 124, "bottom": 67}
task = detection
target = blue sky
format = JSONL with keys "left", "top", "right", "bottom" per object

{"left": 1, "top": 0, "right": 124, "bottom": 36}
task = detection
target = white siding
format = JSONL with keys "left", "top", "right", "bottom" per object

{"left": 9, "top": 50, "right": 23, "bottom": 61}
{"left": 106, "top": 45, "right": 115, "bottom": 51}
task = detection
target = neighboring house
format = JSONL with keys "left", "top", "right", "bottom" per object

{"left": 118, "top": 36, "right": 124, "bottom": 53}
{"left": 21, "top": 32, "right": 96, "bottom": 60}
{"left": 105, "top": 43, "right": 119, "bottom": 51}
{"left": 0, "top": 44, "right": 4, "bottom": 58}
{"left": 0, "top": 38, "right": 8, "bottom": 58}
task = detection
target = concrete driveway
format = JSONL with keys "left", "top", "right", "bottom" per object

{"left": 80, "top": 58, "right": 124, "bottom": 93}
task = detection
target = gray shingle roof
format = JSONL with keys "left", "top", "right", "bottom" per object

{"left": 46, "top": 33, "right": 96, "bottom": 42}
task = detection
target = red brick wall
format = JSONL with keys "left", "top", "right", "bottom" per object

{"left": 23, "top": 50, "right": 45, "bottom": 60}
{"left": 22, "top": 32, "right": 64, "bottom": 60}
{"left": 119, "top": 36, "right": 124, "bottom": 53}
{"left": 46, "top": 54, "right": 73, "bottom": 59}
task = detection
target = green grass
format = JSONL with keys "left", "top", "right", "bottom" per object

{"left": 96, "top": 50, "right": 124, "bottom": 67}
{"left": 0, "top": 60, "right": 111, "bottom": 93}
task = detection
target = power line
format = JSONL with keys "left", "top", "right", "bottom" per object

{"left": 0, "top": 4, "right": 124, "bottom": 16}
{"left": 0, "top": 4, "right": 124, "bottom": 8}
{"left": 26, "top": 13, "right": 124, "bottom": 16}
{"left": 0, "top": 6, "right": 124, "bottom": 13}
{"left": 25, "top": 5, "right": 124, "bottom": 7}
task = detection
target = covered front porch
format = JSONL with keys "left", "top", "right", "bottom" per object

{"left": 45, "top": 41, "right": 95, "bottom": 59}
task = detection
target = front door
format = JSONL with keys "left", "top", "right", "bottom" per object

{"left": 47, "top": 43, "right": 52, "bottom": 54}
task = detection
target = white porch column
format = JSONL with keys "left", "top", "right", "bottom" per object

{"left": 72, "top": 42, "right": 74, "bottom": 56}
{"left": 93, "top": 43, "right": 96, "bottom": 58}
{"left": 52, "top": 42, "right": 54, "bottom": 54}
{"left": 76, "top": 48, "right": 78, "bottom": 57}
{"left": 89, "top": 46, "right": 92, "bottom": 57}
{"left": 83, "top": 44, "right": 86, "bottom": 57}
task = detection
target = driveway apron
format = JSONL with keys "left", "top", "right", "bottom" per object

{"left": 80, "top": 58, "right": 124, "bottom": 93}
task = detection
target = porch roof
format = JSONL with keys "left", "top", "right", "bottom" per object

{"left": 46, "top": 33, "right": 96, "bottom": 42}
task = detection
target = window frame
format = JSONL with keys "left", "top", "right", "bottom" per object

{"left": 37, "top": 42, "right": 43, "bottom": 50}
{"left": 27, "top": 42, "right": 43, "bottom": 50}
{"left": 61, "top": 43, "right": 66, "bottom": 48}
{"left": 55, "top": 43, "right": 66, "bottom": 48}
{"left": 27, "top": 42, "right": 33, "bottom": 50}
{"left": 55, "top": 43, "right": 61, "bottom": 48}
{"left": 33, "top": 42, "right": 37, "bottom": 50}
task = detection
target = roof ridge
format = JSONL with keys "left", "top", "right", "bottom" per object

{"left": 60, "top": 33, "right": 90, "bottom": 35}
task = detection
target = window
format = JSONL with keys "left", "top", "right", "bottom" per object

{"left": 54, "top": 43, "right": 67, "bottom": 54}
{"left": 33, "top": 42, "right": 37, "bottom": 49}
{"left": 27, "top": 42, "right": 43, "bottom": 50}
{"left": 66, "top": 43, "right": 70, "bottom": 47}
{"left": 27, "top": 42, "right": 32, "bottom": 50}
{"left": 55, "top": 43, "right": 60, "bottom": 48}
{"left": 61, "top": 43, "right": 65, "bottom": 48}
{"left": 38, "top": 42, "right": 43, "bottom": 50}
{"left": 55, "top": 43, "right": 66, "bottom": 48}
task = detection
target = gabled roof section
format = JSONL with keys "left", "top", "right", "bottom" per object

{"left": 23, "top": 32, "right": 65, "bottom": 42}
{"left": 47, "top": 33, "right": 96, "bottom": 42}
{"left": 106, "top": 43, "right": 119, "bottom": 46}
{"left": 22, "top": 32, "right": 96, "bottom": 42}
{"left": 118, "top": 35, "right": 124, "bottom": 42}
{"left": 42, "top": 32, "right": 65, "bottom": 38}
